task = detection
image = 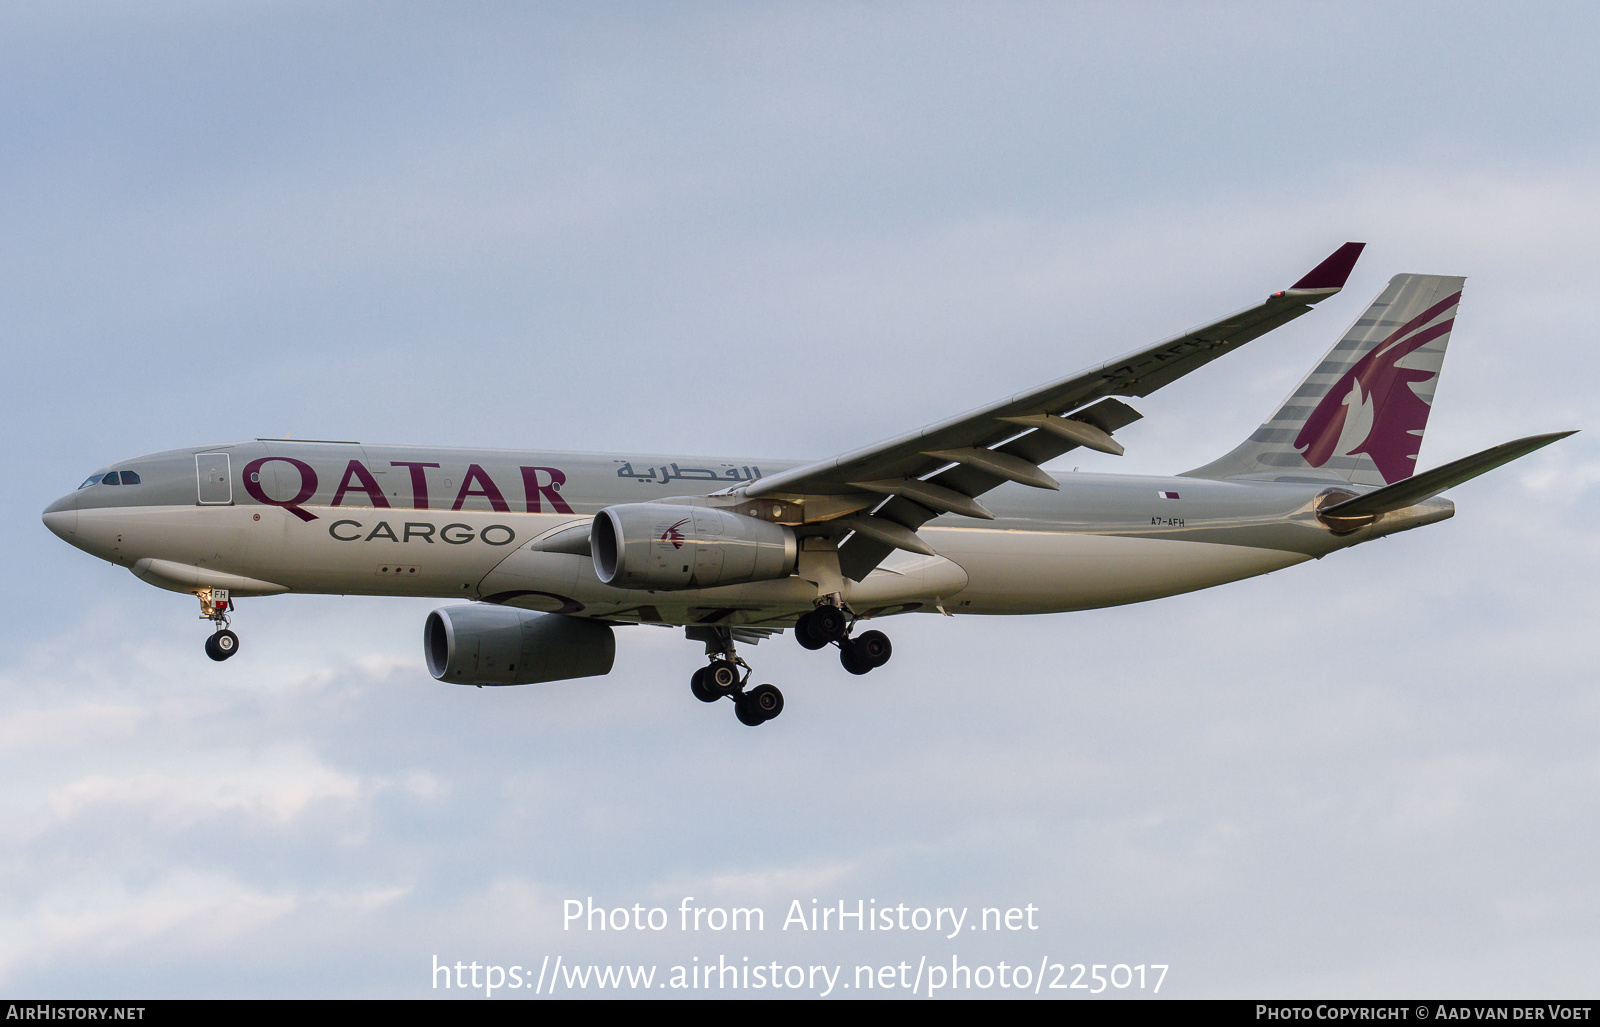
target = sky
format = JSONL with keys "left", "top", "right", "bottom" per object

{"left": 2, "top": 1, "right": 1597, "bottom": 999}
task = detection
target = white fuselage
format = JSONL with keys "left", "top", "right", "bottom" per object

{"left": 43, "top": 440, "right": 1452, "bottom": 629}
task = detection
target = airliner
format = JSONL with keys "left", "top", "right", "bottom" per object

{"left": 42, "top": 244, "right": 1572, "bottom": 725}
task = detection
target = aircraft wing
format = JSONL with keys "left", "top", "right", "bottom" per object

{"left": 738, "top": 243, "right": 1367, "bottom": 581}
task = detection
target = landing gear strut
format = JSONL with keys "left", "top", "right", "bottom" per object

{"left": 796, "top": 601, "right": 893, "bottom": 675}
{"left": 198, "top": 587, "right": 240, "bottom": 662}
{"left": 688, "top": 627, "right": 782, "bottom": 726}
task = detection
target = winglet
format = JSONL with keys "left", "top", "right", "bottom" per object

{"left": 1291, "top": 242, "right": 1366, "bottom": 291}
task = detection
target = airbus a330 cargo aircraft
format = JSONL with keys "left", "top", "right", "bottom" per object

{"left": 43, "top": 244, "right": 1573, "bottom": 725}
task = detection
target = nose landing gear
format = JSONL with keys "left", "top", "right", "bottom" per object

{"left": 688, "top": 627, "right": 783, "bottom": 726}
{"left": 198, "top": 588, "right": 240, "bottom": 662}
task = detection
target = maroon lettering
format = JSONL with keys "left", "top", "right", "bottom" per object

{"left": 330, "top": 460, "right": 390, "bottom": 508}
{"left": 390, "top": 461, "right": 439, "bottom": 509}
{"left": 520, "top": 465, "right": 574, "bottom": 514}
{"left": 242, "top": 457, "right": 318, "bottom": 522}
{"left": 451, "top": 464, "right": 511, "bottom": 512}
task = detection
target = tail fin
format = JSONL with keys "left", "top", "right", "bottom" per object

{"left": 1185, "top": 274, "right": 1465, "bottom": 485}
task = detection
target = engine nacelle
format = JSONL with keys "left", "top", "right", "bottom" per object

{"left": 592, "top": 502, "right": 797, "bottom": 590}
{"left": 424, "top": 605, "right": 615, "bottom": 686}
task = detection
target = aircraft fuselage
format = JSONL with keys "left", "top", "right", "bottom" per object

{"left": 42, "top": 439, "right": 1451, "bottom": 627}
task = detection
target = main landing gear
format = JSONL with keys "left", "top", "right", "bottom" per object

{"left": 685, "top": 604, "right": 891, "bottom": 726}
{"left": 795, "top": 602, "right": 892, "bottom": 675}
{"left": 198, "top": 587, "right": 240, "bottom": 662}
{"left": 689, "top": 627, "right": 784, "bottom": 727}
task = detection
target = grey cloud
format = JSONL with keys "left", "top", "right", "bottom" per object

{"left": 2, "top": 2, "right": 1597, "bottom": 998}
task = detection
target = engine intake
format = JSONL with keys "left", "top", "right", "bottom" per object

{"left": 424, "top": 605, "right": 615, "bottom": 686}
{"left": 592, "top": 503, "right": 797, "bottom": 590}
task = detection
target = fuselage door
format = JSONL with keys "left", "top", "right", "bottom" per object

{"left": 197, "top": 452, "right": 232, "bottom": 505}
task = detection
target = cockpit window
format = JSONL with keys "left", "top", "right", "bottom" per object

{"left": 77, "top": 470, "right": 141, "bottom": 488}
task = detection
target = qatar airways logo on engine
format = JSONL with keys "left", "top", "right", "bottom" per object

{"left": 660, "top": 518, "right": 690, "bottom": 549}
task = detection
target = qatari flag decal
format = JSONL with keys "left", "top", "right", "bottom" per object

{"left": 1157, "top": 491, "right": 1180, "bottom": 500}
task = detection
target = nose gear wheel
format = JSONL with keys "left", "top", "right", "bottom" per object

{"left": 205, "top": 629, "right": 240, "bottom": 662}
{"left": 198, "top": 588, "right": 241, "bottom": 662}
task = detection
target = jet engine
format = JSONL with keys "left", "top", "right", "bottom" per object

{"left": 424, "top": 605, "right": 615, "bottom": 686}
{"left": 592, "top": 502, "right": 797, "bottom": 590}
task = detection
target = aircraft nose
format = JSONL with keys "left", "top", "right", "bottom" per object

{"left": 42, "top": 493, "right": 78, "bottom": 539}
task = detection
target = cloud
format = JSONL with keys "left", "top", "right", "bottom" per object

{"left": 40, "top": 750, "right": 364, "bottom": 829}
{"left": 3, "top": 3, "right": 1599, "bottom": 998}
{"left": 0, "top": 871, "right": 297, "bottom": 986}
{"left": 0, "top": 704, "right": 147, "bottom": 751}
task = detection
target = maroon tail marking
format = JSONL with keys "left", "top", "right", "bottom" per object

{"left": 1294, "top": 291, "right": 1462, "bottom": 483}
{"left": 1292, "top": 242, "right": 1366, "bottom": 291}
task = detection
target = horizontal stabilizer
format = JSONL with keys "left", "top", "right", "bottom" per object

{"left": 1320, "top": 431, "right": 1576, "bottom": 523}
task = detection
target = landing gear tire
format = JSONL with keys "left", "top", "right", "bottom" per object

{"left": 747, "top": 683, "right": 784, "bottom": 721}
{"left": 734, "top": 695, "right": 766, "bottom": 726}
{"left": 855, "top": 629, "right": 892, "bottom": 668}
{"left": 205, "top": 629, "right": 240, "bottom": 662}
{"left": 839, "top": 639, "right": 871, "bottom": 675}
{"left": 690, "top": 667, "right": 720, "bottom": 703}
{"left": 797, "top": 606, "right": 848, "bottom": 648}
{"left": 706, "top": 660, "right": 740, "bottom": 697}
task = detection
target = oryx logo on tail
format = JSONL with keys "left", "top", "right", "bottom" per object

{"left": 1184, "top": 273, "right": 1466, "bottom": 488}
{"left": 1294, "top": 290, "right": 1460, "bottom": 483}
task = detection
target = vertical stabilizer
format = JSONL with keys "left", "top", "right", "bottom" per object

{"left": 1184, "top": 274, "right": 1465, "bottom": 485}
